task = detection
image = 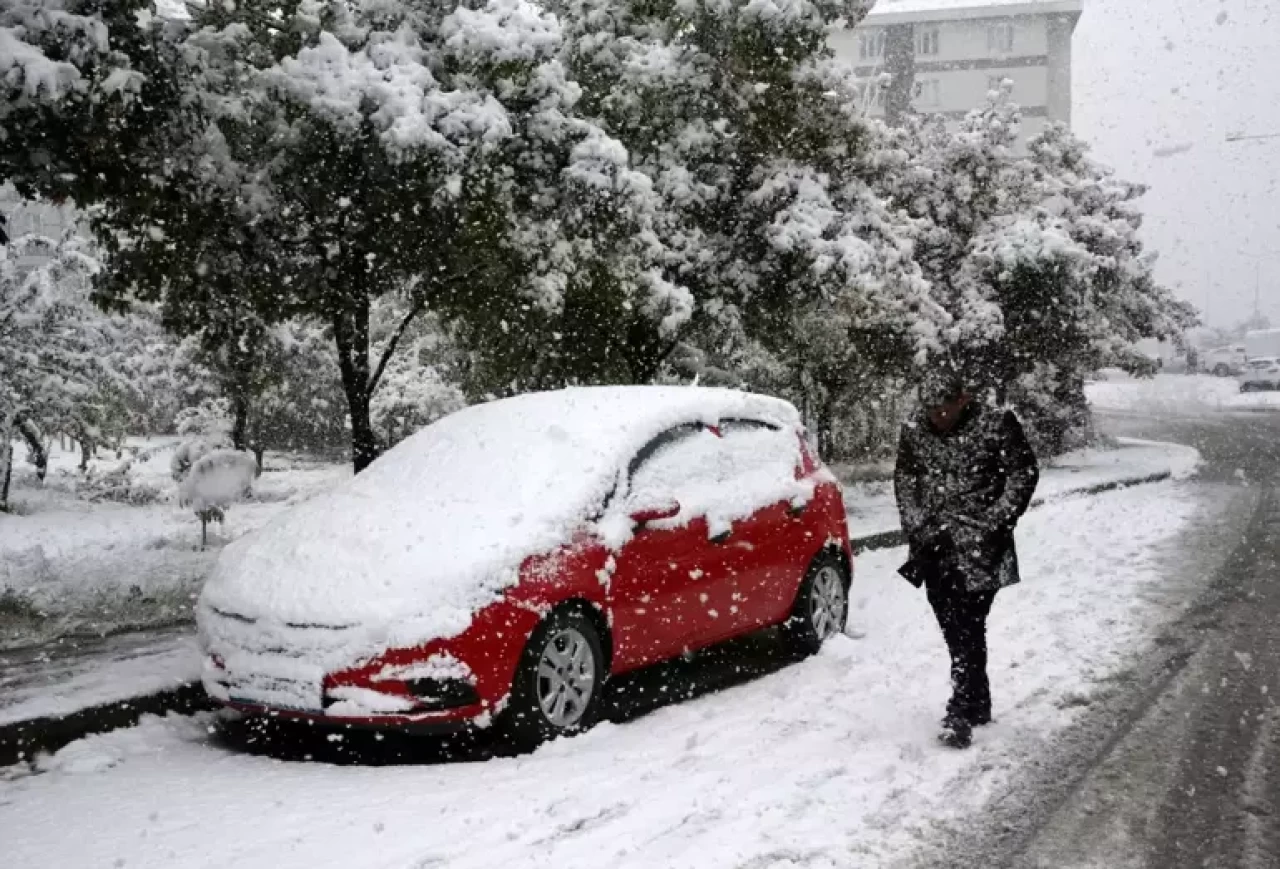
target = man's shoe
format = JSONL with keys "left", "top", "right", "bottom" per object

{"left": 938, "top": 714, "right": 972, "bottom": 749}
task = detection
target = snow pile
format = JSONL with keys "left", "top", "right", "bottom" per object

{"left": 1086, "top": 372, "right": 1241, "bottom": 415}
{"left": 178, "top": 450, "right": 259, "bottom": 513}
{"left": 200, "top": 387, "right": 800, "bottom": 667}
{"left": 32, "top": 713, "right": 209, "bottom": 776}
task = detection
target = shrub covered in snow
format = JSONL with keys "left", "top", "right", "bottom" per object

{"left": 77, "top": 459, "right": 165, "bottom": 506}
{"left": 179, "top": 450, "right": 260, "bottom": 545}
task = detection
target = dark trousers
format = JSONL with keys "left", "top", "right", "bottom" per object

{"left": 926, "top": 568, "right": 997, "bottom": 722}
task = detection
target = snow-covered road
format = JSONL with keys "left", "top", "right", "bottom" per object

{"left": 0, "top": 482, "right": 1205, "bottom": 869}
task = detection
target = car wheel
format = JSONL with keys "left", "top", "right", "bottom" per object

{"left": 782, "top": 551, "right": 850, "bottom": 657}
{"left": 1242, "top": 382, "right": 1255, "bottom": 393}
{"left": 499, "top": 607, "right": 606, "bottom": 751}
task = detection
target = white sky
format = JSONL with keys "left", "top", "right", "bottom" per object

{"left": 1073, "top": 0, "right": 1280, "bottom": 328}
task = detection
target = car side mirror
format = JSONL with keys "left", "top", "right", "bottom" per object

{"left": 629, "top": 501, "right": 681, "bottom": 526}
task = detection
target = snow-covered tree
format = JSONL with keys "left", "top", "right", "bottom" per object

{"left": 0, "top": 228, "right": 137, "bottom": 500}
{"left": 875, "top": 88, "right": 1197, "bottom": 451}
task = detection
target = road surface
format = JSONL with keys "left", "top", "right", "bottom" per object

{"left": 927, "top": 409, "right": 1280, "bottom": 869}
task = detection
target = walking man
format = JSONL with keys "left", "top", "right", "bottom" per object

{"left": 894, "top": 370, "right": 1040, "bottom": 749}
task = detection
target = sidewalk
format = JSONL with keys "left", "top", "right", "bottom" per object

{"left": 0, "top": 437, "right": 1200, "bottom": 766}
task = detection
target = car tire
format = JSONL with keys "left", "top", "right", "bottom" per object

{"left": 782, "top": 551, "right": 850, "bottom": 657}
{"left": 498, "top": 607, "right": 607, "bottom": 752}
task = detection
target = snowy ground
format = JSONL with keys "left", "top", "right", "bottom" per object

{"left": 0, "top": 481, "right": 1205, "bottom": 869}
{"left": 0, "top": 440, "right": 347, "bottom": 649}
{"left": 1086, "top": 371, "right": 1280, "bottom": 416}
{"left": 0, "top": 628, "right": 198, "bottom": 726}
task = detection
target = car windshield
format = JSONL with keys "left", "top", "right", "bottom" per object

{"left": 7, "top": 0, "right": 1280, "bottom": 866}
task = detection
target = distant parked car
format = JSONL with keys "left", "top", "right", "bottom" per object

{"left": 1204, "top": 345, "right": 1248, "bottom": 377}
{"left": 1240, "top": 357, "right": 1280, "bottom": 392}
{"left": 198, "top": 387, "right": 852, "bottom": 749}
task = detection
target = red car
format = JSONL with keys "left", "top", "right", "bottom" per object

{"left": 199, "top": 387, "right": 852, "bottom": 748}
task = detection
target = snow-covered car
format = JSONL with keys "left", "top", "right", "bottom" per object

{"left": 198, "top": 387, "right": 852, "bottom": 748}
{"left": 1204, "top": 345, "right": 1248, "bottom": 377}
{"left": 1239, "top": 357, "right": 1280, "bottom": 391}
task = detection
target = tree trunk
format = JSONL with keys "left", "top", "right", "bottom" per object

{"left": 230, "top": 391, "right": 250, "bottom": 452}
{"left": 1, "top": 449, "right": 11, "bottom": 510}
{"left": 15, "top": 414, "right": 47, "bottom": 482}
{"left": 252, "top": 445, "right": 265, "bottom": 473}
{"left": 0, "top": 411, "right": 14, "bottom": 510}
{"left": 333, "top": 299, "right": 381, "bottom": 474}
{"left": 79, "top": 438, "right": 92, "bottom": 472}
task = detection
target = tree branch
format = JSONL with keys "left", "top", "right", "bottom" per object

{"left": 367, "top": 295, "right": 427, "bottom": 396}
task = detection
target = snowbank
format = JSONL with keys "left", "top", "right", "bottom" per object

{"left": 1, "top": 482, "right": 1203, "bottom": 869}
{"left": 1086, "top": 372, "right": 1243, "bottom": 415}
{"left": 200, "top": 387, "right": 799, "bottom": 662}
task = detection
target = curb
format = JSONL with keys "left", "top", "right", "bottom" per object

{"left": 0, "top": 470, "right": 1179, "bottom": 766}
{"left": 0, "top": 682, "right": 214, "bottom": 767}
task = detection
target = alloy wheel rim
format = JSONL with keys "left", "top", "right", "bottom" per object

{"left": 809, "top": 566, "right": 846, "bottom": 640}
{"left": 535, "top": 627, "right": 596, "bottom": 728}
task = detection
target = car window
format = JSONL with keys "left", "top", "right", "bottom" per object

{"left": 719, "top": 420, "right": 800, "bottom": 480}
{"left": 625, "top": 419, "right": 802, "bottom": 524}
{"left": 627, "top": 426, "right": 727, "bottom": 508}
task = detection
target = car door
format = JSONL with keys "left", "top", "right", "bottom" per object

{"left": 605, "top": 424, "right": 739, "bottom": 672}
{"left": 709, "top": 420, "right": 812, "bottom": 635}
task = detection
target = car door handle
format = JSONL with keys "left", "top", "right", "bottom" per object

{"left": 710, "top": 529, "right": 732, "bottom": 545}
{"left": 788, "top": 501, "right": 808, "bottom": 517}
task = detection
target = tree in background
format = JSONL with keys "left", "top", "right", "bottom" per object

{"left": 0, "top": 230, "right": 138, "bottom": 502}
{"left": 877, "top": 88, "right": 1196, "bottom": 453}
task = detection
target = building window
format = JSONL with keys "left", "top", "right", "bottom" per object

{"left": 913, "top": 78, "right": 942, "bottom": 108}
{"left": 987, "top": 22, "right": 1015, "bottom": 53}
{"left": 859, "top": 81, "right": 887, "bottom": 109}
{"left": 916, "top": 27, "right": 940, "bottom": 56}
{"left": 859, "top": 30, "right": 886, "bottom": 61}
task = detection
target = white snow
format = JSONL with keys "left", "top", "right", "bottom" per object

{"left": 199, "top": 387, "right": 800, "bottom": 671}
{"left": 0, "top": 482, "right": 1200, "bottom": 869}
{"left": 0, "top": 632, "right": 199, "bottom": 727}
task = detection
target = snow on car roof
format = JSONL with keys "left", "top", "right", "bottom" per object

{"left": 199, "top": 386, "right": 799, "bottom": 663}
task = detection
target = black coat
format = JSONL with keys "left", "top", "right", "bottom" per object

{"left": 894, "top": 402, "right": 1040, "bottom": 593}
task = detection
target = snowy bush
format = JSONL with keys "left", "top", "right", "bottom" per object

{"left": 169, "top": 439, "right": 214, "bottom": 482}
{"left": 77, "top": 458, "right": 165, "bottom": 506}
{"left": 179, "top": 450, "right": 260, "bottom": 546}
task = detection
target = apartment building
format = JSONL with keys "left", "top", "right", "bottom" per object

{"left": 832, "top": 0, "right": 1084, "bottom": 141}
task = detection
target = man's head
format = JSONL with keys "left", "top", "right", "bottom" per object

{"left": 919, "top": 368, "right": 968, "bottom": 411}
